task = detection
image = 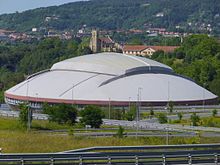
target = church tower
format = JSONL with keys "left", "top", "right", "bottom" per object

{"left": 90, "top": 30, "right": 100, "bottom": 53}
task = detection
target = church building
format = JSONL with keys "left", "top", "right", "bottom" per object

{"left": 89, "top": 30, "right": 122, "bottom": 53}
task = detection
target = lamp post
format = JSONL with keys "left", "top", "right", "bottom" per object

{"left": 129, "top": 97, "right": 131, "bottom": 111}
{"left": 166, "top": 80, "right": 170, "bottom": 145}
{"left": 203, "top": 83, "right": 206, "bottom": 111}
{"left": 108, "top": 97, "right": 111, "bottom": 119}
{"left": 26, "top": 80, "right": 31, "bottom": 131}
{"left": 72, "top": 84, "right": 74, "bottom": 106}
{"left": 35, "top": 93, "right": 38, "bottom": 110}
{"left": 136, "top": 87, "right": 142, "bottom": 139}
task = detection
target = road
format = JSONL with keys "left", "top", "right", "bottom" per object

{"left": 103, "top": 118, "right": 220, "bottom": 133}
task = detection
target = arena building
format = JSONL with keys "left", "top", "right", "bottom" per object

{"left": 4, "top": 53, "right": 217, "bottom": 110}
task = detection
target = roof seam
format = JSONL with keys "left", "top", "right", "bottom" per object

{"left": 58, "top": 74, "right": 100, "bottom": 97}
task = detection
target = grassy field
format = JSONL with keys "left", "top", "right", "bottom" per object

{"left": 0, "top": 117, "right": 219, "bottom": 153}
{"left": 171, "top": 116, "right": 220, "bottom": 128}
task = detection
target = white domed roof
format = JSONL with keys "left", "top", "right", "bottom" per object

{"left": 51, "top": 53, "right": 172, "bottom": 75}
{"left": 5, "top": 53, "right": 217, "bottom": 107}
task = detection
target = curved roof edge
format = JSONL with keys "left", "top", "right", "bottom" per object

{"left": 4, "top": 92, "right": 218, "bottom": 106}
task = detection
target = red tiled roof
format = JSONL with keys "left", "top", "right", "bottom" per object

{"left": 99, "top": 37, "right": 114, "bottom": 44}
{"left": 123, "top": 45, "right": 179, "bottom": 53}
{"left": 123, "top": 45, "right": 148, "bottom": 51}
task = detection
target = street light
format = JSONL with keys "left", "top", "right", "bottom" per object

{"left": 166, "top": 80, "right": 170, "bottom": 145}
{"left": 128, "top": 97, "right": 131, "bottom": 112}
{"left": 163, "top": 106, "right": 169, "bottom": 145}
{"left": 136, "top": 87, "right": 142, "bottom": 139}
{"left": 35, "top": 93, "right": 38, "bottom": 110}
{"left": 108, "top": 97, "right": 111, "bottom": 119}
{"left": 72, "top": 84, "right": 74, "bottom": 106}
{"left": 203, "top": 83, "right": 206, "bottom": 111}
{"left": 26, "top": 80, "right": 31, "bottom": 131}
{"left": 137, "top": 87, "right": 142, "bottom": 120}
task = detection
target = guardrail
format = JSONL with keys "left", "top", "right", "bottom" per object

{"left": 0, "top": 144, "right": 220, "bottom": 164}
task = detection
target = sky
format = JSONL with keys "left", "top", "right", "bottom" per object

{"left": 0, "top": 0, "right": 84, "bottom": 15}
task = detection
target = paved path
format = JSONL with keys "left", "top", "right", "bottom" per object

{"left": 103, "top": 118, "right": 220, "bottom": 133}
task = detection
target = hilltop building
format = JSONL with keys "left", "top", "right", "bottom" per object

{"left": 5, "top": 53, "right": 217, "bottom": 110}
{"left": 123, "top": 45, "right": 179, "bottom": 57}
{"left": 89, "top": 30, "right": 122, "bottom": 53}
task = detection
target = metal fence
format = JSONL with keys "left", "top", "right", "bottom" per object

{"left": 0, "top": 144, "right": 220, "bottom": 164}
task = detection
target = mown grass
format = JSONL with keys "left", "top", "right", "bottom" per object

{"left": 0, "top": 117, "right": 219, "bottom": 153}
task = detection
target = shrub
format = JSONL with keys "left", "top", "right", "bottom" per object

{"left": 212, "top": 109, "right": 218, "bottom": 117}
{"left": 124, "top": 104, "right": 136, "bottom": 121}
{"left": 115, "top": 126, "right": 125, "bottom": 138}
{"left": 19, "top": 103, "right": 31, "bottom": 128}
{"left": 80, "top": 105, "right": 104, "bottom": 128}
{"left": 168, "top": 101, "right": 174, "bottom": 113}
{"left": 150, "top": 108, "right": 154, "bottom": 116}
{"left": 177, "top": 112, "right": 183, "bottom": 121}
{"left": 190, "top": 113, "right": 200, "bottom": 126}
{"left": 43, "top": 103, "right": 77, "bottom": 125}
{"left": 157, "top": 113, "right": 168, "bottom": 124}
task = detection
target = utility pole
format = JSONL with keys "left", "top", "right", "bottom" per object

{"left": 72, "top": 84, "right": 74, "bottom": 106}
{"left": 136, "top": 93, "right": 139, "bottom": 139}
{"left": 129, "top": 97, "right": 131, "bottom": 112}
{"left": 203, "top": 83, "right": 206, "bottom": 111}
{"left": 108, "top": 97, "right": 111, "bottom": 119}
{"left": 26, "top": 80, "right": 31, "bottom": 131}
{"left": 136, "top": 87, "right": 142, "bottom": 139}
{"left": 166, "top": 80, "right": 170, "bottom": 145}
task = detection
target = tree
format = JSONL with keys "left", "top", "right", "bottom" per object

{"left": 80, "top": 105, "right": 104, "bottom": 128}
{"left": 168, "top": 101, "right": 174, "bottom": 113}
{"left": 150, "top": 108, "right": 154, "bottom": 116}
{"left": 43, "top": 103, "right": 78, "bottom": 125}
{"left": 177, "top": 112, "right": 183, "bottom": 121}
{"left": 111, "top": 109, "right": 123, "bottom": 120}
{"left": 212, "top": 109, "right": 218, "bottom": 117}
{"left": 190, "top": 113, "right": 200, "bottom": 126}
{"left": 157, "top": 113, "right": 168, "bottom": 124}
{"left": 115, "top": 126, "right": 125, "bottom": 138}
{"left": 19, "top": 103, "right": 30, "bottom": 128}
{"left": 124, "top": 104, "right": 136, "bottom": 121}
{"left": 128, "top": 37, "right": 143, "bottom": 45}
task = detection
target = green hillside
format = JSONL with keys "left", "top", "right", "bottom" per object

{"left": 0, "top": 0, "right": 219, "bottom": 35}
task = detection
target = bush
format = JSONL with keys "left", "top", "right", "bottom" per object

{"left": 115, "top": 126, "right": 125, "bottom": 138}
{"left": 80, "top": 105, "right": 104, "bottom": 128}
{"left": 168, "top": 101, "right": 174, "bottom": 113}
{"left": 212, "top": 109, "right": 218, "bottom": 117}
{"left": 206, "top": 119, "right": 216, "bottom": 127}
{"left": 157, "top": 113, "right": 168, "bottom": 124}
{"left": 19, "top": 103, "right": 31, "bottom": 128}
{"left": 150, "top": 108, "right": 154, "bottom": 116}
{"left": 177, "top": 112, "right": 183, "bottom": 121}
{"left": 68, "top": 127, "right": 74, "bottom": 136}
{"left": 124, "top": 104, "right": 136, "bottom": 121}
{"left": 43, "top": 103, "right": 77, "bottom": 125}
{"left": 190, "top": 113, "right": 200, "bottom": 126}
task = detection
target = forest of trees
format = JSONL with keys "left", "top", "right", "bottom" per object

{"left": 0, "top": 0, "right": 219, "bottom": 35}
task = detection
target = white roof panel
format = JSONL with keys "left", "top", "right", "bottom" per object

{"left": 51, "top": 53, "right": 172, "bottom": 75}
